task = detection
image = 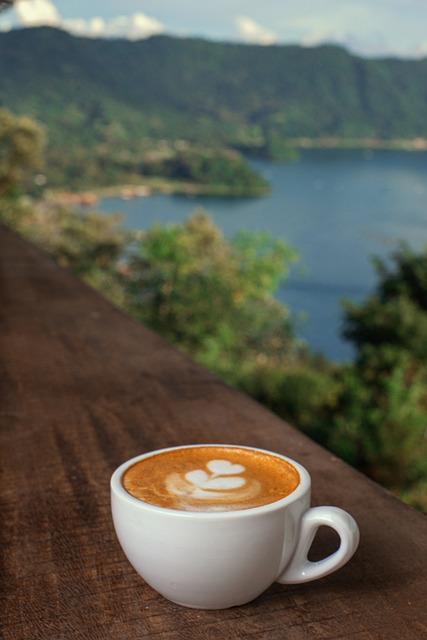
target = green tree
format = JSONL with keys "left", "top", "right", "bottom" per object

{"left": 343, "top": 244, "right": 427, "bottom": 357}
{"left": 124, "top": 210, "right": 304, "bottom": 382}
{"left": 331, "top": 244, "right": 427, "bottom": 510}
{"left": 330, "top": 347, "right": 426, "bottom": 487}
{"left": 0, "top": 108, "right": 45, "bottom": 195}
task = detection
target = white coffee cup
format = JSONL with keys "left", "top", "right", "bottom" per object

{"left": 111, "top": 444, "right": 360, "bottom": 609}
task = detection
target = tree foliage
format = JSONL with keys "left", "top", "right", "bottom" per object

{"left": 331, "top": 246, "right": 427, "bottom": 510}
{"left": 124, "top": 210, "right": 307, "bottom": 381}
{"left": 140, "top": 148, "right": 269, "bottom": 195}
{"left": 0, "top": 108, "right": 44, "bottom": 195}
{"left": 343, "top": 245, "right": 427, "bottom": 363}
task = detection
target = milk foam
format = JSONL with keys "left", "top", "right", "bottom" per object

{"left": 166, "top": 458, "right": 261, "bottom": 511}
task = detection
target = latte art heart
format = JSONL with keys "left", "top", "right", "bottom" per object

{"left": 184, "top": 459, "right": 247, "bottom": 492}
{"left": 166, "top": 457, "right": 262, "bottom": 509}
{"left": 182, "top": 459, "right": 248, "bottom": 493}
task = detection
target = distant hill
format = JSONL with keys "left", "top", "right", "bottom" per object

{"left": 1, "top": 27, "right": 426, "bottom": 192}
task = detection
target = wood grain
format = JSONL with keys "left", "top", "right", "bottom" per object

{"left": 1, "top": 225, "right": 426, "bottom": 639}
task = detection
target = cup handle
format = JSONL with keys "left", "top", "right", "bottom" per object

{"left": 277, "top": 506, "right": 360, "bottom": 584}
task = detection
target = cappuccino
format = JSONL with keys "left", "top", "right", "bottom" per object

{"left": 122, "top": 445, "right": 300, "bottom": 512}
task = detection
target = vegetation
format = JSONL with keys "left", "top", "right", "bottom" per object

{"left": 2, "top": 110, "right": 426, "bottom": 513}
{"left": 1, "top": 27, "right": 427, "bottom": 193}
{"left": 0, "top": 108, "right": 44, "bottom": 195}
{"left": 137, "top": 147, "right": 269, "bottom": 196}
{"left": 124, "top": 210, "right": 306, "bottom": 381}
{"left": 333, "top": 249, "right": 427, "bottom": 506}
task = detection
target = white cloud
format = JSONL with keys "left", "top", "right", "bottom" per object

{"left": 62, "top": 17, "right": 106, "bottom": 38}
{"left": 61, "top": 13, "right": 164, "bottom": 40}
{"left": 11, "top": 0, "right": 165, "bottom": 40}
{"left": 234, "top": 16, "right": 278, "bottom": 45}
{"left": 102, "top": 13, "right": 165, "bottom": 40}
{"left": 15, "top": 0, "right": 60, "bottom": 27}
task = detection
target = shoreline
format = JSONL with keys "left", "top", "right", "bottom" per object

{"left": 47, "top": 177, "right": 270, "bottom": 206}
{"left": 46, "top": 138, "right": 427, "bottom": 205}
{"left": 290, "top": 136, "right": 427, "bottom": 151}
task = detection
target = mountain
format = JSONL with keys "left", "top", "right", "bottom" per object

{"left": 1, "top": 27, "right": 427, "bottom": 192}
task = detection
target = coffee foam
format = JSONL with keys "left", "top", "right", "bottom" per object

{"left": 122, "top": 446, "right": 300, "bottom": 512}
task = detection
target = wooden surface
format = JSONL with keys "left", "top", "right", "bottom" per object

{"left": 1, "top": 224, "right": 426, "bottom": 640}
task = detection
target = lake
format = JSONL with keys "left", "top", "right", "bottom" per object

{"left": 98, "top": 148, "right": 427, "bottom": 361}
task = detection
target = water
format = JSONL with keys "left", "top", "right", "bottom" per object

{"left": 98, "top": 148, "right": 427, "bottom": 361}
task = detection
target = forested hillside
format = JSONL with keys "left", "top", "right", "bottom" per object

{"left": 1, "top": 26, "right": 426, "bottom": 191}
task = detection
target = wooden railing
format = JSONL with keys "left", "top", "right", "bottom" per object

{"left": 1, "top": 224, "right": 426, "bottom": 639}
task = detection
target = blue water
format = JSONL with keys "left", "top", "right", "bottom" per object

{"left": 98, "top": 148, "right": 427, "bottom": 361}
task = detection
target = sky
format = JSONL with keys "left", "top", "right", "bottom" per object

{"left": 1, "top": 0, "right": 427, "bottom": 59}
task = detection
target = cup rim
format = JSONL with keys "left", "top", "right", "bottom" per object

{"left": 110, "top": 444, "right": 311, "bottom": 518}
